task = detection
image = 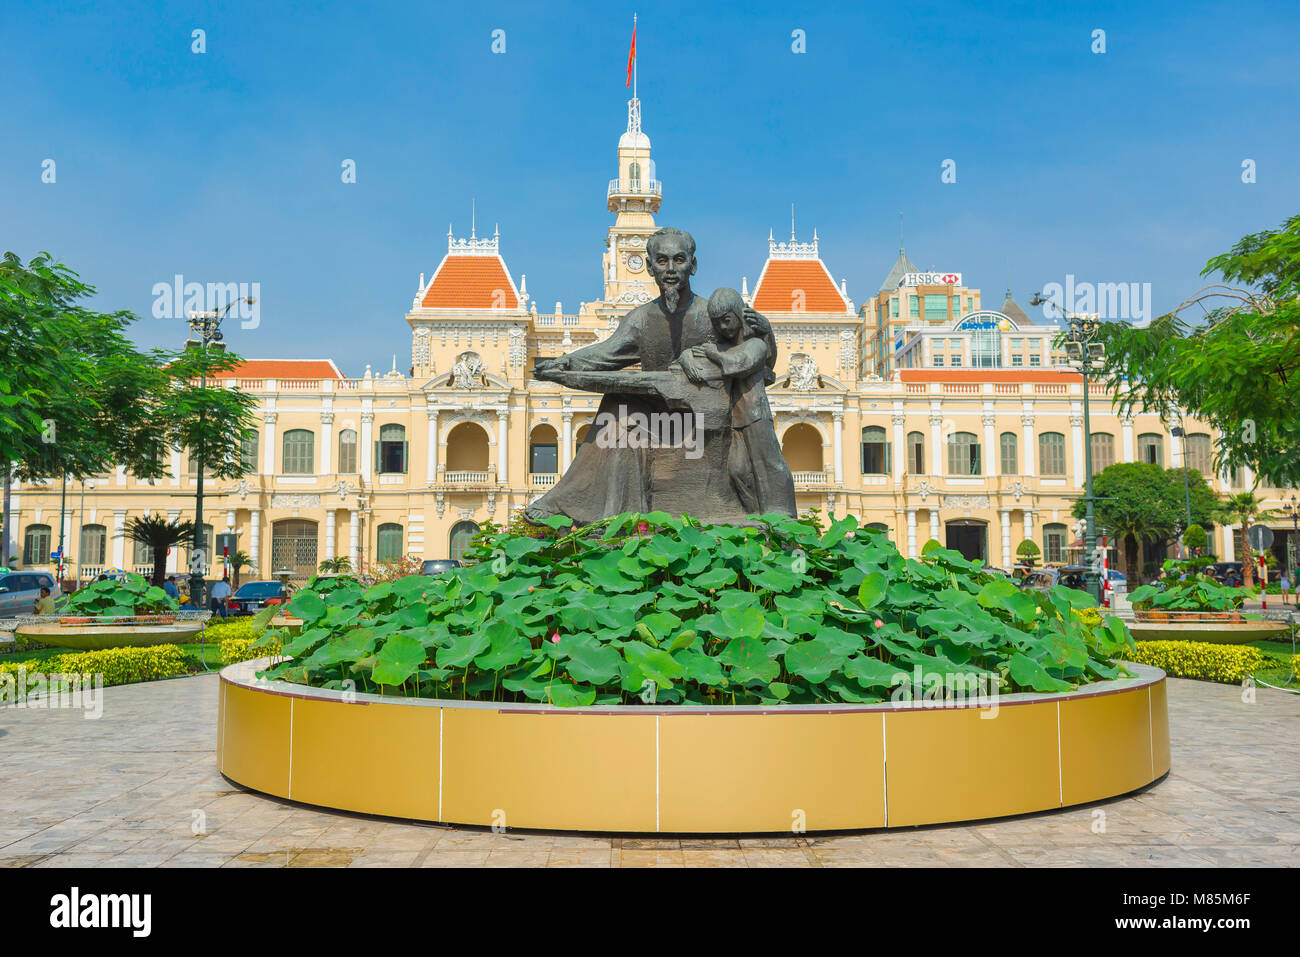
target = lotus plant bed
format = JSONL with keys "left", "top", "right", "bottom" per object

{"left": 1128, "top": 559, "right": 1286, "bottom": 644}
{"left": 18, "top": 573, "right": 206, "bottom": 650}
{"left": 254, "top": 511, "right": 1138, "bottom": 706}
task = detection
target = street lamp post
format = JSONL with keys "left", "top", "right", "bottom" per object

{"left": 185, "top": 297, "right": 253, "bottom": 608}
{"left": 1031, "top": 293, "right": 1105, "bottom": 604}
{"left": 1282, "top": 493, "right": 1300, "bottom": 581}
{"left": 1170, "top": 426, "right": 1194, "bottom": 557}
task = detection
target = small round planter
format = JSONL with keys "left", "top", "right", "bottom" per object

{"left": 17, "top": 620, "right": 204, "bottom": 651}
{"left": 218, "top": 659, "right": 1170, "bottom": 834}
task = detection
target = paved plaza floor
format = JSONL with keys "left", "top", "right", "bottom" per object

{"left": 1, "top": 672, "right": 1296, "bottom": 867}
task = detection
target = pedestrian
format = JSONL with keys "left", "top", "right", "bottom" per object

{"left": 162, "top": 576, "right": 180, "bottom": 600}
{"left": 1282, "top": 573, "right": 1292, "bottom": 605}
{"left": 34, "top": 586, "right": 56, "bottom": 616}
{"left": 210, "top": 577, "right": 232, "bottom": 618}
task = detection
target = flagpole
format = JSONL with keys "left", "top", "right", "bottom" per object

{"left": 633, "top": 13, "right": 637, "bottom": 101}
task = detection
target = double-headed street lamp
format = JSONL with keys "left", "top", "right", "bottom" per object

{"left": 1030, "top": 293, "right": 1105, "bottom": 604}
{"left": 1170, "top": 425, "right": 1195, "bottom": 555}
{"left": 185, "top": 297, "right": 253, "bottom": 607}
{"left": 1282, "top": 493, "right": 1300, "bottom": 581}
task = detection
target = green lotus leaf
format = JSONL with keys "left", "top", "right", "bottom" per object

{"left": 371, "top": 634, "right": 427, "bottom": 686}
{"left": 844, "top": 654, "right": 908, "bottom": 689}
{"left": 546, "top": 681, "right": 597, "bottom": 707}
{"left": 561, "top": 634, "right": 622, "bottom": 685}
{"left": 720, "top": 605, "right": 765, "bottom": 640}
{"left": 783, "top": 638, "right": 839, "bottom": 684}
{"left": 1008, "top": 653, "right": 1073, "bottom": 693}
{"left": 474, "top": 620, "right": 532, "bottom": 671}
{"left": 694, "top": 566, "right": 738, "bottom": 590}
{"left": 436, "top": 630, "right": 492, "bottom": 670}
{"left": 857, "top": 572, "right": 887, "bottom": 610}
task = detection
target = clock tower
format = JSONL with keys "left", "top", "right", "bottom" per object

{"left": 600, "top": 94, "right": 661, "bottom": 310}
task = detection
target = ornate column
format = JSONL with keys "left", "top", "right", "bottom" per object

{"left": 1000, "top": 508, "right": 1012, "bottom": 568}
{"left": 1022, "top": 508, "right": 1034, "bottom": 549}
{"left": 929, "top": 508, "right": 940, "bottom": 545}
{"left": 982, "top": 412, "right": 996, "bottom": 476}
{"left": 1121, "top": 415, "right": 1135, "bottom": 462}
{"left": 892, "top": 411, "right": 905, "bottom": 482}
{"left": 1021, "top": 406, "right": 1036, "bottom": 477}
{"left": 262, "top": 411, "right": 277, "bottom": 476}
{"left": 906, "top": 508, "right": 917, "bottom": 558}
{"left": 325, "top": 509, "right": 336, "bottom": 561}
{"left": 112, "top": 509, "right": 126, "bottom": 568}
{"left": 320, "top": 411, "right": 334, "bottom": 474}
{"left": 349, "top": 509, "right": 360, "bottom": 570}
{"left": 426, "top": 409, "right": 439, "bottom": 483}
{"left": 166, "top": 509, "right": 180, "bottom": 573}
{"left": 496, "top": 410, "right": 509, "bottom": 484}
{"left": 561, "top": 411, "right": 574, "bottom": 472}
{"left": 1070, "top": 411, "right": 1085, "bottom": 487}
{"left": 831, "top": 412, "right": 843, "bottom": 485}
{"left": 169, "top": 446, "right": 181, "bottom": 486}
{"left": 248, "top": 508, "right": 261, "bottom": 575}
{"left": 359, "top": 412, "right": 374, "bottom": 481}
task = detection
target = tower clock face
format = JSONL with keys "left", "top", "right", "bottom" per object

{"left": 626, "top": 253, "right": 645, "bottom": 273}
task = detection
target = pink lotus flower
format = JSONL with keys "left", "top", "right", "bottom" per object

{"left": 845, "top": 531, "right": 856, "bottom": 539}
{"left": 550, "top": 632, "right": 561, "bottom": 644}
{"left": 874, "top": 618, "right": 884, "bottom": 628}
{"left": 636, "top": 521, "right": 649, "bottom": 534}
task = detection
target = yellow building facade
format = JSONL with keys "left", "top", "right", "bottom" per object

{"left": 7, "top": 96, "right": 1293, "bottom": 585}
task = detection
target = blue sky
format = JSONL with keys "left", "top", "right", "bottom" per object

{"left": 3, "top": 0, "right": 1297, "bottom": 376}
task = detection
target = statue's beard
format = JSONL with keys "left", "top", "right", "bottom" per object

{"left": 659, "top": 281, "right": 688, "bottom": 313}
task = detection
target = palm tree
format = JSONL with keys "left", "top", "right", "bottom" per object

{"left": 318, "top": 555, "right": 353, "bottom": 574}
{"left": 1216, "top": 492, "right": 1278, "bottom": 588}
{"left": 1106, "top": 506, "right": 1175, "bottom": 584}
{"left": 225, "top": 549, "right": 251, "bottom": 590}
{"left": 126, "top": 515, "right": 195, "bottom": 586}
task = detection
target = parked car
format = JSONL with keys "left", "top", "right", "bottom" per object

{"left": 1021, "top": 566, "right": 1090, "bottom": 592}
{"left": 420, "top": 559, "right": 462, "bottom": 577}
{"left": 0, "top": 570, "right": 61, "bottom": 617}
{"left": 226, "top": 580, "right": 286, "bottom": 616}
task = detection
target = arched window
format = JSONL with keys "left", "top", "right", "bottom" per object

{"left": 906, "top": 431, "right": 925, "bottom": 474}
{"left": 1184, "top": 432, "right": 1212, "bottom": 476}
{"left": 22, "top": 524, "right": 51, "bottom": 566}
{"left": 530, "top": 424, "right": 559, "bottom": 474}
{"left": 781, "top": 424, "right": 823, "bottom": 473}
{"left": 282, "top": 429, "right": 315, "bottom": 474}
{"left": 1043, "top": 523, "right": 1068, "bottom": 564}
{"left": 79, "top": 524, "right": 107, "bottom": 567}
{"left": 449, "top": 521, "right": 479, "bottom": 562}
{"left": 337, "top": 429, "right": 358, "bottom": 474}
{"left": 1137, "top": 433, "right": 1163, "bottom": 466}
{"left": 947, "top": 432, "right": 981, "bottom": 475}
{"left": 377, "top": 424, "right": 407, "bottom": 474}
{"left": 999, "top": 432, "right": 1018, "bottom": 475}
{"left": 628, "top": 160, "right": 641, "bottom": 190}
{"left": 1090, "top": 433, "right": 1115, "bottom": 473}
{"left": 860, "top": 426, "right": 890, "bottom": 474}
{"left": 376, "top": 523, "right": 404, "bottom": 563}
{"left": 445, "top": 422, "right": 491, "bottom": 472}
{"left": 1039, "top": 432, "right": 1066, "bottom": 476}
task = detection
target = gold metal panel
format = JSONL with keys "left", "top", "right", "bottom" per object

{"left": 221, "top": 682, "right": 291, "bottom": 798}
{"left": 1150, "top": 681, "right": 1171, "bottom": 778}
{"left": 884, "top": 702, "right": 1060, "bottom": 827}
{"left": 441, "top": 709, "right": 657, "bottom": 831}
{"left": 1059, "top": 688, "right": 1153, "bottom": 806}
{"left": 290, "top": 698, "right": 440, "bottom": 821}
{"left": 659, "top": 712, "right": 885, "bottom": 832}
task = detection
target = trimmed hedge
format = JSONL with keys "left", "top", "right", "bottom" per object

{"left": 220, "top": 635, "right": 281, "bottom": 666}
{"left": 203, "top": 618, "right": 265, "bottom": 643}
{"left": 0, "top": 645, "right": 190, "bottom": 690}
{"left": 1125, "top": 640, "right": 1266, "bottom": 684}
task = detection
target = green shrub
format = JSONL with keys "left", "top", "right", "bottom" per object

{"left": 0, "top": 644, "right": 190, "bottom": 689}
{"left": 220, "top": 635, "right": 281, "bottom": 665}
{"left": 1125, "top": 640, "right": 1266, "bottom": 683}
{"left": 260, "top": 511, "right": 1134, "bottom": 707}
{"left": 203, "top": 617, "right": 263, "bottom": 642}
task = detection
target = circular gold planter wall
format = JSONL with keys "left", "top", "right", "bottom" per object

{"left": 218, "top": 660, "right": 1170, "bottom": 833}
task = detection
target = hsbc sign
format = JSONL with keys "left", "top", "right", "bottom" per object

{"left": 899, "top": 272, "right": 961, "bottom": 287}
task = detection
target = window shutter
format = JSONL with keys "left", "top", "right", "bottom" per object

{"left": 374, "top": 441, "right": 381, "bottom": 472}
{"left": 402, "top": 441, "right": 409, "bottom": 473}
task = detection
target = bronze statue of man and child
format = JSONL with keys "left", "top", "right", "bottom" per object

{"left": 527, "top": 226, "right": 796, "bottom": 527}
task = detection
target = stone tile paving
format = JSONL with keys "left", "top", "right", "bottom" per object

{"left": 0, "top": 672, "right": 1295, "bottom": 867}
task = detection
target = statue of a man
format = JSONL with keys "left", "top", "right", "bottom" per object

{"left": 528, "top": 226, "right": 773, "bottom": 525}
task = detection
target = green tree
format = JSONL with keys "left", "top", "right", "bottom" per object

{"left": 1073, "top": 463, "right": 1219, "bottom": 581}
{"left": 0, "top": 252, "right": 258, "bottom": 564}
{"left": 1015, "top": 539, "right": 1041, "bottom": 568}
{"left": 126, "top": 515, "right": 195, "bottom": 587}
{"left": 225, "top": 549, "right": 252, "bottom": 590}
{"left": 1096, "top": 214, "right": 1300, "bottom": 487}
{"left": 318, "top": 556, "right": 353, "bottom": 574}
{"left": 1215, "top": 491, "right": 1278, "bottom": 589}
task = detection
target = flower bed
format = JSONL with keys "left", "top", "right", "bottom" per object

{"left": 257, "top": 511, "right": 1135, "bottom": 707}
{"left": 1125, "top": 640, "right": 1266, "bottom": 683}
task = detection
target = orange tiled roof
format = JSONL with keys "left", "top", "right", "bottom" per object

{"left": 751, "top": 260, "right": 849, "bottom": 314}
{"left": 210, "top": 360, "right": 344, "bottom": 380}
{"left": 421, "top": 256, "right": 520, "bottom": 309}
{"left": 900, "top": 369, "right": 1082, "bottom": 384}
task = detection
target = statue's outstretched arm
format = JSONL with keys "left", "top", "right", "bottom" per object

{"left": 533, "top": 313, "right": 642, "bottom": 378}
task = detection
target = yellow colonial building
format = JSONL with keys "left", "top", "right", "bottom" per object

{"left": 7, "top": 95, "right": 1294, "bottom": 586}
